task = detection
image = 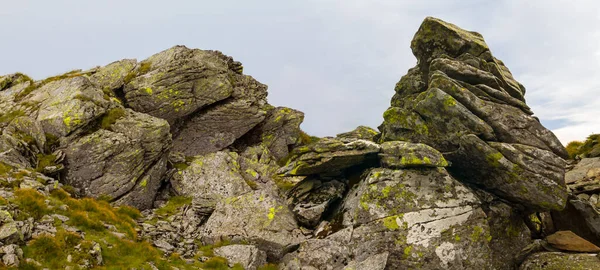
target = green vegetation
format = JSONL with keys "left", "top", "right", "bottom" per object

{"left": 0, "top": 110, "right": 26, "bottom": 124}
{"left": 298, "top": 129, "right": 319, "bottom": 145}
{"left": 35, "top": 153, "right": 57, "bottom": 172}
{"left": 155, "top": 196, "right": 193, "bottom": 216}
{"left": 100, "top": 107, "right": 126, "bottom": 129}
{"left": 565, "top": 134, "right": 600, "bottom": 159}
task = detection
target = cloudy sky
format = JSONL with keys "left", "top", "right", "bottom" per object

{"left": 1, "top": 0, "right": 599, "bottom": 144}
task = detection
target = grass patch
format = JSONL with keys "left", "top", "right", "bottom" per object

{"left": 566, "top": 141, "right": 583, "bottom": 159}
{"left": 13, "top": 189, "right": 50, "bottom": 220}
{"left": 100, "top": 107, "right": 126, "bottom": 129}
{"left": 0, "top": 110, "right": 26, "bottom": 124}
{"left": 138, "top": 61, "right": 152, "bottom": 75}
{"left": 155, "top": 196, "right": 192, "bottom": 216}
{"left": 35, "top": 153, "right": 57, "bottom": 172}
{"left": 298, "top": 129, "right": 320, "bottom": 145}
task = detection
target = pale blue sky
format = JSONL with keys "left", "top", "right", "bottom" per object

{"left": 1, "top": 0, "right": 599, "bottom": 143}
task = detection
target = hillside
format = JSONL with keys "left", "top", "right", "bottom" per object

{"left": 0, "top": 17, "right": 599, "bottom": 269}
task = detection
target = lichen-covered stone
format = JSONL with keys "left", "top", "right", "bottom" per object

{"left": 278, "top": 138, "right": 380, "bottom": 176}
{"left": 235, "top": 106, "right": 305, "bottom": 161}
{"left": 519, "top": 252, "right": 600, "bottom": 270}
{"left": 201, "top": 189, "right": 303, "bottom": 259}
{"left": 336, "top": 126, "right": 379, "bottom": 141}
{"left": 379, "top": 141, "right": 448, "bottom": 168}
{"left": 28, "top": 76, "right": 111, "bottom": 137}
{"left": 378, "top": 17, "right": 568, "bottom": 212}
{"left": 89, "top": 59, "right": 136, "bottom": 91}
{"left": 62, "top": 109, "right": 171, "bottom": 209}
{"left": 170, "top": 151, "right": 251, "bottom": 205}
{"left": 123, "top": 46, "right": 234, "bottom": 123}
{"left": 485, "top": 201, "right": 532, "bottom": 269}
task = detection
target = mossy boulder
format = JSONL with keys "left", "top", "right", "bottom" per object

{"left": 27, "top": 76, "right": 112, "bottom": 137}
{"left": 123, "top": 46, "right": 235, "bottom": 123}
{"left": 379, "top": 141, "right": 448, "bottom": 168}
{"left": 278, "top": 138, "right": 380, "bottom": 176}
{"left": 61, "top": 109, "right": 171, "bottom": 209}
{"left": 201, "top": 189, "right": 303, "bottom": 259}
{"left": 170, "top": 151, "right": 252, "bottom": 206}
{"left": 89, "top": 59, "right": 136, "bottom": 92}
{"left": 379, "top": 17, "right": 568, "bottom": 212}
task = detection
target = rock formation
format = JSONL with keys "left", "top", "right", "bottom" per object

{"left": 1, "top": 16, "right": 599, "bottom": 269}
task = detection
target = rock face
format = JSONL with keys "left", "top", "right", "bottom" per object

{"left": 378, "top": 17, "right": 567, "bottom": 212}
{"left": 0, "top": 17, "right": 585, "bottom": 270}
{"left": 62, "top": 109, "right": 171, "bottom": 209}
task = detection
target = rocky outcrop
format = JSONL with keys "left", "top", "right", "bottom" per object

{"left": 0, "top": 16, "right": 589, "bottom": 270}
{"left": 378, "top": 17, "right": 568, "bottom": 212}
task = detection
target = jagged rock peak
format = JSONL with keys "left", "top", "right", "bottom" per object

{"left": 379, "top": 17, "right": 568, "bottom": 212}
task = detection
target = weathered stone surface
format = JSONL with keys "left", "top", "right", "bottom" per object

{"left": 28, "top": 76, "right": 112, "bottom": 137}
{"left": 336, "top": 126, "right": 379, "bottom": 141}
{"left": 519, "top": 252, "right": 600, "bottom": 270}
{"left": 235, "top": 106, "right": 305, "bottom": 161}
{"left": 286, "top": 177, "right": 346, "bottom": 227}
{"left": 378, "top": 17, "right": 568, "bottom": 212}
{"left": 170, "top": 151, "right": 251, "bottom": 205}
{"left": 89, "top": 59, "right": 136, "bottom": 91}
{"left": 485, "top": 202, "right": 532, "bottom": 269}
{"left": 546, "top": 230, "right": 600, "bottom": 252}
{"left": 201, "top": 190, "right": 303, "bottom": 259}
{"left": 278, "top": 138, "right": 380, "bottom": 176}
{"left": 213, "top": 244, "right": 267, "bottom": 270}
{"left": 446, "top": 136, "right": 567, "bottom": 211}
{"left": 123, "top": 46, "right": 235, "bottom": 123}
{"left": 172, "top": 98, "right": 266, "bottom": 156}
{"left": 334, "top": 167, "right": 494, "bottom": 269}
{"left": 379, "top": 141, "right": 448, "bottom": 168}
{"left": 62, "top": 109, "right": 171, "bottom": 209}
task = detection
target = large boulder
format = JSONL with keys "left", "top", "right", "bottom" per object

{"left": 122, "top": 46, "right": 270, "bottom": 156}
{"left": 201, "top": 189, "right": 303, "bottom": 259}
{"left": 62, "top": 108, "right": 171, "bottom": 209}
{"left": 378, "top": 17, "right": 567, "bottom": 212}
{"left": 123, "top": 46, "right": 237, "bottom": 123}
{"left": 170, "top": 151, "right": 252, "bottom": 205}
{"left": 26, "top": 76, "right": 112, "bottom": 137}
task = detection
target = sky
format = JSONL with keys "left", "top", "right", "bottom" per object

{"left": 1, "top": 0, "right": 599, "bottom": 144}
